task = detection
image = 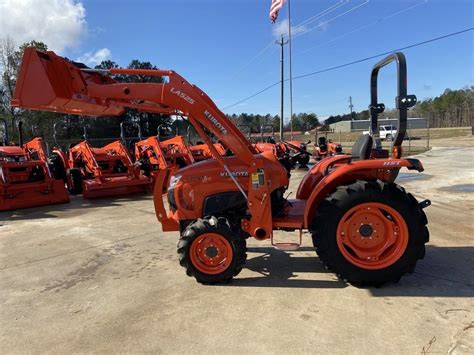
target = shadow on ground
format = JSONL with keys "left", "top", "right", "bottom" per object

{"left": 228, "top": 246, "right": 473, "bottom": 297}
{"left": 229, "top": 246, "right": 347, "bottom": 289}
{"left": 0, "top": 194, "right": 153, "bottom": 222}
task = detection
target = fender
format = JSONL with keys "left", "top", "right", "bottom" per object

{"left": 303, "top": 158, "right": 424, "bottom": 228}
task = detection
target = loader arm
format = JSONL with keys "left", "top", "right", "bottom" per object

{"left": 12, "top": 48, "right": 256, "bottom": 163}
{"left": 12, "top": 48, "right": 274, "bottom": 237}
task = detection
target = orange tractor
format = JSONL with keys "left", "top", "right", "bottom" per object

{"left": 49, "top": 122, "right": 151, "bottom": 198}
{"left": 123, "top": 122, "right": 194, "bottom": 186}
{"left": 253, "top": 125, "right": 311, "bottom": 169}
{"left": 0, "top": 120, "right": 69, "bottom": 211}
{"left": 312, "top": 135, "right": 343, "bottom": 161}
{"left": 12, "top": 48, "right": 429, "bottom": 286}
{"left": 186, "top": 125, "right": 227, "bottom": 162}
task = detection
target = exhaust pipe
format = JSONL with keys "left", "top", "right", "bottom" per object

{"left": 18, "top": 121, "right": 24, "bottom": 147}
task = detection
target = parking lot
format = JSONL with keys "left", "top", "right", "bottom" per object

{"left": 1, "top": 136, "right": 473, "bottom": 353}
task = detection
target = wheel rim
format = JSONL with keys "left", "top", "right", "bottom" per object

{"left": 189, "top": 233, "right": 234, "bottom": 275}
{"left": 336, "top": 202, "right": 408, "bottom": 270}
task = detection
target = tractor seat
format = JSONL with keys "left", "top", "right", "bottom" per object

{"left": 351, "top": 134, "right": 373, "bottom": 160}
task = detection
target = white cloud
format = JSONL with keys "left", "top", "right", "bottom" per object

{"left": 0, "top": 0, "right": 86, "bottom": 53}
{"left": 77, "top": 48, "right": 111, "bottom": 66}
{"left": 272, "top": 19, "right": 308, "bottom": 38}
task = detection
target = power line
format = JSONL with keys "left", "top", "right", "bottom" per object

{"left": 295, "top": 0, "right": 429, "bottom": 57}
{"left": 290, "top": 0, "right": 349, "bottom": 35}
{"left": 221, "top": 27, "right": 473, "bottom": 111}
{"left": 291, "top": 0, "right": 370, "bottom": 40}
{"left": 292, "top": 27, "right": 473, "bottom": 81}
{"left": 222, "top": 82, "right": 280, "bottom": 110}
{"left": 237, "top": 0, "right": 348, "bottom": 76}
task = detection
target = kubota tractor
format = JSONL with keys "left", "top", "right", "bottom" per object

{"left": 312, "top": 135, "right": 343, "bottom": 161}
{"left": 253, "top": 125, "right": 287, "bottom": 159}
{"left": 282, "top": 140, "right": 311, "bottom": 168}
{"left": 187, "top": 125, "right": 227, "bottom": 162}
{"left": 49, "top": 122, "right": 151, "bottom": 198}
{"left": 123, "top": 122, "right": 194, "bottom": 190}
{"left": 0, "top": 120, "right": 69, "bottom": 211}
{"left": 12, "top": 48, "right": 430, "bottom": 286}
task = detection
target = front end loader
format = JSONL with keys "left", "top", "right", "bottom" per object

{"left": 50, "top": 123, "right": 151, "bottom": 198}
{"left": 0, "top": 120, "right": 69, "bottom": 211}
{"left": 12, "top": 48, "right": 430, "bottom": 286}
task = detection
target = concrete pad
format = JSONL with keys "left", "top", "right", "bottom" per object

{"left": 0, "top": 140, "right": 472, "bottom": 353}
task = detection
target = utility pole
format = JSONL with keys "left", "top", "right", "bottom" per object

{"left": 349, "top": 96, "right": 354, "bottom": 131}
{"left": 349, "top": 96, "right": 354, "bottom": 117}
{"left": 276, "top": 34, "right": 288, "bottom": 140}
{"left": 287, "top": 0, "right": 294, "bottom": 140}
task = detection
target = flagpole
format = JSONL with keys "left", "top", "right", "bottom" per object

{"left": 287, "top": 0, "right": 294, "bottom": 140}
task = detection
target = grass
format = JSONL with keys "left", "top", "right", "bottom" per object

{"left": 290, "top": 126, "right": 471, "bottom": 145}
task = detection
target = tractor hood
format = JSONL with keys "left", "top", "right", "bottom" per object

{"left": 0, "top": 146, "right": 27, "bottom": 156}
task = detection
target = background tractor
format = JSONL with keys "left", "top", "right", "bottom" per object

{"left": 0, "top": 120, "right": 69, "bottom": 211}
{"left": 49, "top": 122, "right": 151, "bottom": 198}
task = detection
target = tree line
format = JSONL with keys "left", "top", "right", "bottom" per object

{"left": 1, "top": 39, "right": 472, "bottom": 147}
{"left": 227, "top": 112, "right": 320, "bottom": 135}
{"left": 0, "top": 39, "right": 171, "bottom": 145}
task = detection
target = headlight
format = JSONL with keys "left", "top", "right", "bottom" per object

{"left": 169, "top": 174, "right": 182, "bottom": 188}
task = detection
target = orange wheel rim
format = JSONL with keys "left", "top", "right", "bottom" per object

{"left": 336, "top": 202, "right": 408, "bottom": 270}
{"left": 189, "top": 233, "right": 233, "bottom": 275}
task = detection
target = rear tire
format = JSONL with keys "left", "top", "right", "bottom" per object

{"left": 310, "top": 180, "right": 428, "bottom": 286}
{"left": 178, "top": 216, "right": 247, "bottom": 284}
{"left": 67, "top": 168, "right": 83, "bottom": 194}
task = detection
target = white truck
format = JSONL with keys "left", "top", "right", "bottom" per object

{"left": 363, "top": 125, "right": 397, "bottom": 141}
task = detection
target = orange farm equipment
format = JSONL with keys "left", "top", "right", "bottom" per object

{"left": 50, "top": 123, "right": 151, "bottom": 199}
{"left": 188, "top": 142, "right": 226, "bottom": 162}
{"left": 13, "top": 48, "right": 430, "bottom": 286}
{"left": 120, "top": 122, "right": 194, "bottom": 193}
{"left": 187, "top": 125, "right": 226, "bottom": 162}
{"left": 134, "top": 134, "right": 194, "bottom": 183}
{"left": 0, "top": 120, "right": 69, "bottom": 211}
{"left": 282, "top": 140, "right": 311, "bottom": 168}
{"left": 312, "top": 136, "right": 343, "bottom": 161}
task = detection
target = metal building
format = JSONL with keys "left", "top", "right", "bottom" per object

{"left": 329, "top": 118, "right": 428, "bottom": 132}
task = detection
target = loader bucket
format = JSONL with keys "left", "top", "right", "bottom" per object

{"left": 0, "top": 179, "right": 70, "bottom": 212}
{"left": 11, "top": 48, "right": 124, "bottom": 117}
{"left": 81, "top": 177, "right": 151, "bottom": 199}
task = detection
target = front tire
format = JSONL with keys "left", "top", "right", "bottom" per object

{"left": 310, "top": 180, "right": 428, "bottom": 286}
{"left": 178, "top": 216, "right": 247, "bottom": 284}
{"left": 67, "top": 168, "right": 83, "bottom": 194}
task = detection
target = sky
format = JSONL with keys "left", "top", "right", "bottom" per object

{"left": 0, "top": 0, "right": 473, "bottom": 120}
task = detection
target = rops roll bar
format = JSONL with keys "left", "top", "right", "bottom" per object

{"left": 53, "top": 119, "right": 87, "bottom": 145}
{"left": 120, "top": 121, "right": 142, "bottom": 145}
{"left": 260, "top": 124, "right": 275, "bottom": 142}
{"left": 369, "top": 52, "right": 417, "bottom": 157}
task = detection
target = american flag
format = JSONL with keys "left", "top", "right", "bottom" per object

{"left": 269, "top": 0, "right": 286, "bottom": 23}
